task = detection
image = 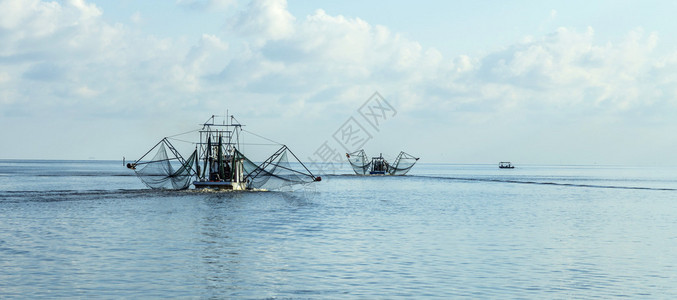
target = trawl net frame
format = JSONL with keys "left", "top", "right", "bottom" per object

{"left": 129, "top": 138, "right": 197, "bottom": 190}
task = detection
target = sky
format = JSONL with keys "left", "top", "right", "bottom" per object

{"left": 2, "top": 0, "right": 677, "bottom": 165}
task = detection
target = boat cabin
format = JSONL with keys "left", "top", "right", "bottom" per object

{"left": 370, "top": 153, "right": 388, "bottom": 175}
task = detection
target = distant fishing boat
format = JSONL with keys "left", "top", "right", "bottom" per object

{"left": 126, "top": 115, "right": 320, "bottom": 190}
{"left": 499, "top": 162, "right": 515, "bottom": 169}
{"left": 346, "top": 150, "right": 419, "bottom": 175}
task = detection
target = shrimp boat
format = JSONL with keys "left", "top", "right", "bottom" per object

{"left": 126, "top": 115, "right": 320, "bottom": 190}
{"left": 346, "top": 150, "right": 419, "bottom": 175}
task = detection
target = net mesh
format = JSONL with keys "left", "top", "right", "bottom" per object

{"left": 235, "top": 146, "right": 316, "bottom": 190}
{"left": 134, "top": 143, "right": 196, "bottom": 190}
{"left": 388, "top": 151, "right": 419, "bottom": 175}
{"left": 346, "top": 150, "right": 370, "bottom": 175}
{"left": 346, "top": 150, "right": 418, "bottom": 175}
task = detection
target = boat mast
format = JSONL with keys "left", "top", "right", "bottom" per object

{"left": 217, "top": 135, "right": 224, "bottom": 180}
{"left": 205, "top": 136, "right": 211, "bottom": 181}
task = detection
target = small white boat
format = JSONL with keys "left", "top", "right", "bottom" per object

{"left": 499, "top": 162, "right": 515, "bottom": 169}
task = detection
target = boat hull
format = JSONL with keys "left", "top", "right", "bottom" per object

{"left": 193, "top": 181, "right": 234, "bottom": 190}
{"left": 193, "top": 180, "right": 251, "bottom": 190}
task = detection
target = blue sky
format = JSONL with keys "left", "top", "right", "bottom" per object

{"left": 2, "top": 0, "right": 677, "bottom": 165}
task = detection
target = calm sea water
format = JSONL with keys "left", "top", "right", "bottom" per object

{"left": 1, "top": 160, "right": 677, "bottom": 298}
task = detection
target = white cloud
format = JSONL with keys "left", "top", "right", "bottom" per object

{"left": 2, "top": 0, "right": 675, "bottom": 121}
{"left": 74, "top": 85, "right": 100, "bottom": 98}
{"left": 232, "top": 0, "right": 295, "bottom": 40}
{"left": 0, "top": 0, "right": 205, "bottom": 118}
{"left": 174, "top": 34, "right": 230, "bottom": 91}
{"left": 221, "top": 5, "right": 454, "bottom": 118}
{"left": 130, "top": 11, "right": 142, "bottom": 24}
{"left": 176, "top": 0, "right": 236, "bottom": 11}
{"left": 441, "top": 25, "right": 677, "bottom": 122}
{"left": 67, "top": 0, "right": 102, "bottom": 18}
{"left": 2, "top": 0, "right": 677, "bottom": 162}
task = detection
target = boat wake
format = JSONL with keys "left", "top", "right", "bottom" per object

{"left": 322, "top": 173, "right": 677, "bottom": 191}
{"left": 0, "top": 189, "right": 189, "bottom": 203}
{"left": 412, "top": 175, "right": 677, "bottom": 191}
{"left": 0, "top": 186, "right": 319, "bottom": 204}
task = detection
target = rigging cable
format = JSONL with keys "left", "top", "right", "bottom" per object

{"left": 242, "top": 129, "right": 283, "bottom": 146}
{"left": 167, "top": 127, "right": 201, "bottom": 144}
{"left": 167, "top": 128, "right": 200, "bottom": 138}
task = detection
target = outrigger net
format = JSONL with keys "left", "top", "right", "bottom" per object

{"left": 388, "top": 151, "right": 419, "bottom": 175}
{"left": 235, "top": 146, "right": 317, "bottom": 190}
{"left": 129, "top": 139, "right": 197, "bottom": 190}
{"left": 346, "top": 150, "right": 370, "bottom": 175}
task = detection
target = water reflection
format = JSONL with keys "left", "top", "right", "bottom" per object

{"left": 198, "top": 191, "right": 319, "bottom": 297}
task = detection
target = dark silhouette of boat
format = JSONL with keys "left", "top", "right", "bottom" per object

{"left": 499, "top": 162, "right": 515, "bottom": 169}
